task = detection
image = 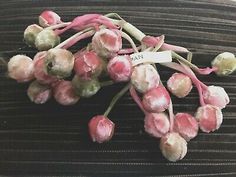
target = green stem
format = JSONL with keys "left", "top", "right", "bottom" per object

{"left": 103, "top": 83, "right": 131, "bottom": 117}
{"left": 172, "top": 51, "right": 199, "bottom": 71}
{"left": 100, "top": 80, "right": 114, "bottom": 87}
{"left": 121, "top": 31, "right": 139, "bottom": 53}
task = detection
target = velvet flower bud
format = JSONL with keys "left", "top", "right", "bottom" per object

{"left": 142, "top": 86, "right": 171, "bottom": 113}
{"left": 92, "top": 29, "right": 122, "bottom": 59}
{"left": 88, "top": 115, "right": 115, "bottom": 143}
{"left": 160, "top": 132, "right": 187, "bottom": 162}
{"left": 173, "top": 113, "right": 198, "bottom": 141}
{"left": 107, "top": 55, "right": 132, "bottom": 82}
{"left": 27, "top": 80, "right": 52, "bottom": 104}
{"left": 167, "top": 73, "right": 192, "bottom": 98}
{"left": 33, "top": 52, "right": 58, "bottom": 85}
{"left": 72, "top": 76, "right": 101, "bottom": 98}
{"left": 45, "top": 48, "right": 74, "bottom": 78}
{"left": 144, "top": 113, "right": 170, "bottom": 138}
{"left": 53, "top": 80, "right": 79, "bottom": 105}
{"left": 39, "top": 10, "right": 62, "bottom": 27}
{"left": 23, "top": 24, "right": 43, "bottom": 47}
{"left": 8, "top": 55, "right": 34, "bottom": 82}
{"left": 35, "top": 29, "right": 60, "bottom": 51}
{"left": 74, "top": 51, "right": 103, "bottom": 80}
{"left": 195, "top": 104, "right": 223, "bottom": 133}
{"left": 203, "top": 85, "right": 230, "bottom": 109}
{"left": 211, "top": 52, "right": 236, "bottom": 76}
{"left": 131, "top": 64, "right": 160, "bottom": 93}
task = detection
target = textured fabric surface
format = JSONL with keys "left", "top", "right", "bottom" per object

{"left": 0, "top": 0, "right": 236, "bottom": 176}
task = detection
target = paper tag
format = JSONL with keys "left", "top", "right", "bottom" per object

{"left": 130, "top": 51, "right": 172, "bottom": 66}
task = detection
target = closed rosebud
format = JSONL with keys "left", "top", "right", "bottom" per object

{"left": 144, "top": 113, "right": 170, "bottom": 138}
{"left": 92, "top": 29, "right": 122, "bottom": 59}
{"left": 131, "top": 64, "right": 160, "bottom": 93}
{"left": 45, "top": 48, "right": 74, "bottom": 78}
{"left": 142, "top": 86, "right": 170, "bottom": 113}
{"left": 160, "top": 132, "right": 187, "bottom": 162}
{"left": 203, "top": 86, "right": 230, "bottom": 109}
{"left": 23, "top": 24, "right": 43, "bottom": 47}
{"left": 74, "top": 51, "right": 103, "bottom": 80}
{"left": 88, "top": 115, "right": 115, "bottom": 143}
{"left": 167, "top": 73, "right": 192, "bottom": 98}
{"left": 211, "top": 52, "right": 236, "bottom": 76}
{"left": 195, "top": 104, "right": 223, "bottom": 133}
{"left": 107, "top": 55, "right": 132, "bottom": 82}
{"left": 39, "top": 10, "right": 62, "bottom": 27}
{"left": 72, "top": 76, "right": 101, "bottom": 98}
{"left": 173, "top": 113, "right": 198, "bottom": 141}
{"left": 33, "top": 52, "right": 58, "bottom": 84}
{"left": 53, "top": 80, "right": 79, "bottom": 105}
{"left": 35, "top": 29, "right": 60, "bottom": 51}
{"left": 27, "top": 80, "right": 52, "bottom": 104}
{"left": 8, "top": 55, "right": 34, "bottom": 82}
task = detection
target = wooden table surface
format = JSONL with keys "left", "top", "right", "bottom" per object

{"left": 0, "top": 0, "right": 236, "bottom": 176}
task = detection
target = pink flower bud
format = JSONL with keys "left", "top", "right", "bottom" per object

{"left": 167, "top": 73, "right": 192, "bottom": 98}
{"left": 8, "top": 55, "right": 34, "bottom": 82}
{"left": 173, "top": 113, "right": 198, "bottom": 141}
{"left": 107, "top": 55, "right": 132, "bottom": 82}
{"left": 33, "top": 53, "right": 58, "bottom": 84}
{"left": 142, "top": 86, "right": 170, "bottom": 113}
{"left": 74, "top": 51, "right": 103, "bottom": 80}
{"left": 131, "top": 64, "right": 160, "bottom": 93}
{"left": 92, "top": 29, "right": 122, "bottom": 58}
{"left": 160, "top": 132, "right": 187, "bottom": 162}
{"left": 203, "top": 86, "right": 230, "bottom": 109}
{"left": 53, "top": 80, "right": 79, "bottom": 106}
{"left": 88, "top": 115, "right": 115, "bottom": 143}
{"left": 144, "top": 113, "right": 170, "bottom": 138}
{"left": 27, "top": 80, "right": 52, "bottom": 104}
{"left": 195, "top": 104, "right": 223, "bottom": 133}
{"left": 39, "top": 10, "right": 62, "bottom": 27}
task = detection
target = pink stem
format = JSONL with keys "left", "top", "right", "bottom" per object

{"left": 129, "top": 86, "right": 147, "bottom": 114}
{"left": 162, "top": 62, "right": 206, "bottom": 106}
{"left": 197, "top": 66, "right": 218, "bottom": 75}
{"left": 61, "top": 30, "right": 95, "bottom": 49}
{"left": 118, "top": 45, "right": 142, "bottom": 54}
{"left": 160, "top": 43, "right": 189, "bottom": 53}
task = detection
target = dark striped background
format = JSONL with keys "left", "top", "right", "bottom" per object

{"left": 0, "top": 0, "right": 236, "bottom": 176}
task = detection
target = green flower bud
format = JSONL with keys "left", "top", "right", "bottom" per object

{"left": 44, "top": 48, "right": 74, "bottom": 78}
{"left": 211, "top": 52, "right": 236, "bottom": 76}
{"left": 72, "top": 76, "right": 101, "bottom": 98}
{"left": 35, "top": 29, "right": 60, "bottom": 51}
{"left": 23, "top": 24, "right": 43, "bottom": 47}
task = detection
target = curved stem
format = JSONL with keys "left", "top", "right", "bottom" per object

{"left": 129, "top": 86, "right": 147, "bottom": 114}
{"left": 172, "top": 51, "right": 216, "bottom": 75}
{"left": 54, "top": 28, "right": 93, "bottom": 49}
{"left": 118, "top": 45, "right": 142, "bottom": 54}
{"left": 62, "top": 30, "right": 95, "bottom": 49}
{"left": 152, "top": 35, "right": 165, "bottom": 52}
{"left": 103, "top": 83, "right": 130, "bottom": 117}
{"left": 121, "top": 31, "right": 139, "bottom": 53}
{"left": 105, "top": 13, "right": 124, "bottom": 20}
{"left": 45, "top": 22, "right": 71, "bottom": 30}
